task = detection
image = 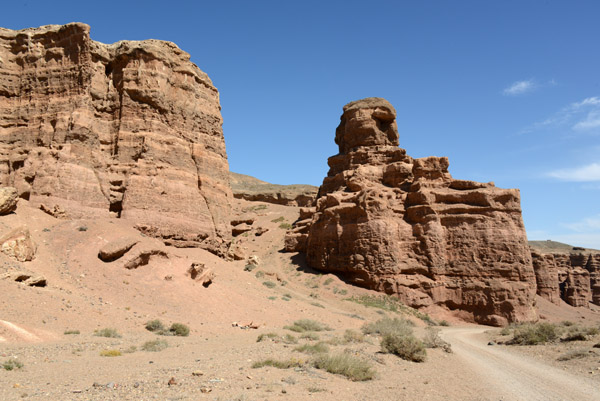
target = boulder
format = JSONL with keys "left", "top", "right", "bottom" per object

{"left": 0, "top": 187, "right": 18, "bottom": 215}
{"left": 188, "top": 263, "right": 215, "bottom": 287}
{"left": 98, "top": 237, "right": 139, "bottom": 262}
{"left": 286, "top": 97, "right": 537, "bottom": 325}
{"left": 0, "top": 226, "right": 36, "bottom": 261}
{"left": 0, "top": 23, "right": 232, "bottom": 255}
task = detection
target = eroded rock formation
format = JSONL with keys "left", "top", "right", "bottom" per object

{"left": 286, "top": 97, "right": 537, "bottom": 325}
{"left": 531, "top": 248, "right": 600, "bottom": 307}
{"left": 0, "top": 23, "right": 232, "bottom": 254}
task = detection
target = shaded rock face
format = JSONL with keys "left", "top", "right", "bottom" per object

{"left": 0, "top": 23, "right": 232, "bottom": 254}
{"left": 531, "top": 250, "right": 600, "bottom": 307}
{"left": 286, "top": 97, "right": 537, "bottom": 325}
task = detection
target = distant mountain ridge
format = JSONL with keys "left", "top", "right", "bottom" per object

{"left": 229, "top": 172, "right": 318, "bottom": 207}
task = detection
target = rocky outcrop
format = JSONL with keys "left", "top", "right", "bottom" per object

{"left": 0, "top": 23, "right": 232, "bottom": 255}
{"left": 530, "top": 247, "right": 600, "bottom": 307}
{"left": 286, "top": 97, "right": 537, "bottom": 325}
{"left": 230, "top": 172, "right": 317, "bottom": 207}
{"left": 0, "top": 187, "right": 18, "bottom": 214}
{"left": 0, "top": 226, "right": 36, "bottom": 261}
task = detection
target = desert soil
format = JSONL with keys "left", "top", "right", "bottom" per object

{"left": 1, "top": 199, "right": 599, "bottom": 401}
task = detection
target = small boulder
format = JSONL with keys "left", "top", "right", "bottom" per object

{"left": 247, "top": 255, "right": 260, "bottom": 266}
{"left": 0, "top": 187, "right": 18, "bottom": 215}
{"left": 98, "top": 237, "right": 139, "bottom": 262}
{"left": 188, "top": 263, "right": 215, "bottom": 287}
{"left": 0, "top": 226, "right": 36, "bottom": 261}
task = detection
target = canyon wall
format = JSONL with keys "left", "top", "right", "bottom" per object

{"left": 0, "top": 23, "right": 232, "bottom": 254}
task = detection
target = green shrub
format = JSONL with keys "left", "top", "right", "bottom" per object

{"left": 169, "top": 323, "right": 190, "bottom": 337}
{"left": 271, "top": 216, "right": 285, "bottom": 223}
{"left": 262, "top": 281, "right": 276, "bottom": 289}
{"left": 64, "top": 330, "right": 80, "bottom": 335}
{"left": 279, "top": 223, "right": 292, "bottom": 230}
{"left": 294, "top": 342, "right": 329, "bottom": 354}
{"left": 362, "top": 317, "right": 414, "bottom": 337}
{"left": 508, "top": 323, "right": 560, "bottom": 345}
{"left": 284, "top": 319, "right": 332, "bottom": 333}
{"left": 252, "top": 358, "right": 305, "bottom": 369}
{"left": 380, "top": 333, "right": 426, "bottom": 362}
{"left": 99, "top": 349, "right": 121, "bottom": 357}
{"left": 145, "top": 320, "right": 166, "bottom": 333}
{"left": 313, "top": 353, "right": 375, "bottom": 381}
{"left": 561, "top": 326, "right": 599, "bottom": 342}
{"left": 244, "top": 264, "right": 256, "bottom": 272}
{"left": 323, "top": 278, "right": 334, "bottom": 286}
{"left": 141, "top": 339, "right": 168, "bottom": 352}
{"left": 94, "top": 328, "right": 121, "bottom": 338}
{"left": 282, "top": 334, "right": 298, "bottom": 344}
{"left": 2, "top": 359, "right": 24, "bottom": 370}
{"left": 437, "top": 320, "right": 450, "bottom": 327}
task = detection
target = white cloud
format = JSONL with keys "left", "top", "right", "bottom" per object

{"left": 564, "top": 214, "right": 600, "bottom": 232}
{"left": 547, "top": 162, "right": 600, "bottom": 182}
{"left": 503, "top": 80, "right": 535, "bottom": 96}
{"left": 524, "top": 96, "right": 600, "bottom": 134}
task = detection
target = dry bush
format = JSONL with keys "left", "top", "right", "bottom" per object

{"left": 423, "top": 327, "right": 452, "bottom": 353}
{"left": 294, "top": 342, "right": 329, "bottom": 354}
{"left": 362, "top": 317, "right": 414, "bottom": 337}
{"left": 507, "top": 323, "right": 560, "bottom": 345}
{"left": 380, "top": 333, "right": 426, "bottom": 362}
{"left": 94, "top": 328, "right": 121, "bottom": 338}
{"left": 313, "top": 353, "right": 375, "bottom": 381}
{"left": 141, "top": 339, "right": 169, "bottom": 352}
{"left": 284, "top": 319, "right": 331, "bottom": 333}
{"left": 252, "top": 357, "right": 305, "bottom": 369}
{"left": 99, "top": 349, "right": 121, "bottom": 357}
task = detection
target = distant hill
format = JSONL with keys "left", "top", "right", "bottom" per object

{"left": 528, "top": 240, "right": 599, "bottom": 254}
{"left": 229, "top": 172, "right": 318, "bottom": 207}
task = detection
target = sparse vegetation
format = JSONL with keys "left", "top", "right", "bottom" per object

{"left": 141, "top": 339, "right": 169, "bottom": 352}
{"left": 380, "top": 333, "right": 427, "bottom": 362}
{"left": 323, "top": 278, "right": 334, "bottom": 286}
{"left": 343, "top": 329, "right": 366, "bottom": 343}
{"left": 252, "top": 358, "right": 305, "bottom": 369}
{"left": 300, "top": 332, "right": 320, "bottom": 341}
{"left": 423, "top": 327, "right": 452, "bottom": 353}
{"left": 362, "top": 317, "right": 414, "bottom": 337}
{"left": 122, "top": 345, "right": 137, "bottom": 354}
{"left": 262, "top": 281, "right": 276, "bottom": 289}
{"left": 244, "top": 264, "right": 256, "bottom": 272}
{"left": 94, "top": 328, "right": 121, "bottom": 338}
{"left": 2, "top": 359, "right": 24, "bottom": 370}
{"left": 279, "top": 223, "right": 293, "bottom": 230}
{"left": 271, "top": 216, "right": 285, "bottom": 223}
{"left": 347, "top": 294, "right": 401, "bottom": 312}
{"left": 561, "top": 326, "right": 599, "bottom": 342}
{"left": 282, "top": 334, "right": 298, "bottom": 344}
{"left": 145, "top": 319, "right": 166, "bottom": 333}
{"left": 438, "top": 320, "right": 450, "bottom": 327}
{"left": 313, "top": 353, "right": 375, "bottom": 381}
{"left": 63, "top": 329, "right": 80, "bottom": 335}
{"left": 311, "top": 302, "right": 325, "bottom": 308}
{"left": 294, "top": 342, "right": 329, "bottom": 354}
{"left": 169, "top": 323, "right": 190, "bottom": 337}
{"left": 557, "top": 350, "right": 588, "bottom": 361}
{"left": 257, "top": 333, "right": 279, "bottom": 342}
{"left": 255, "top": 271, "right": 265, "bottom": 279}
{"left": 507, "top": 323, "right": 560, "bottom": 345}
{"left": 308, "top": 387, "right": 327, "bottom": 393}
{"left": 99, "top": 349, "right": 122, "bottom": 357}
{"left": 242, "top": 204, "right": 268, "bottom": 212}
{"left": 284, "top": 319, "right": 332, "bottom": 333}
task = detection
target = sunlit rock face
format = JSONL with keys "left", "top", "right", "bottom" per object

{"left": 286, "top": 97, "right": 537, "bottom": 326}
{"left": 0, "top": 23, "right": 232, "bottom": 255}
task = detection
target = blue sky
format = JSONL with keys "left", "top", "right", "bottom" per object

{"left": 2, "top": 1, "right": 600, "bottom": 248}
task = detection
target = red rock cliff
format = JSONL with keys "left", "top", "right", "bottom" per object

{"left": 286, "top": 97, "right": 537, "bottom": 325}
{"left": 0, "top": 23, "right": 232, "bottom": 254}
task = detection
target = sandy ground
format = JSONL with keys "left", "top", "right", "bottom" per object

{"left": 1, "top": 198, "right": 599, "bottom": 400}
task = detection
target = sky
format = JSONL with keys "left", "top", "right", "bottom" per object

{"left": 2, "top": 1, "right": 600, "bottom": 248}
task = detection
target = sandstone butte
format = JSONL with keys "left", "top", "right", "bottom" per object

{"left": 0, "top": 23, "right": 232, "bottom": 255}
{"left": 285, "top": 97, "right": 538, "bottom": 326}
{"left": 530, "top": 245, "right": 600, "bottom": 308}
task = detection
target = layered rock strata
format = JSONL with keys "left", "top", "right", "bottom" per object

{"left": 531, "top": 249, "right": 600, "bottom": 307}
{"left": 0, "top": 23, "right": 232, "bottom": 254}
{"left": 230, "top": 172, "right": 318, "bottom": 207}
{"left": 286, "top": 97, "right": 537, "bottom": 325}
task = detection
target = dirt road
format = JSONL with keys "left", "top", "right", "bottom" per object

{"left": 440, "top": 327, "right": 600, "bottom": 401}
